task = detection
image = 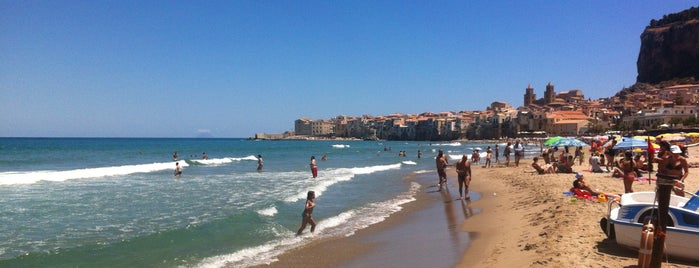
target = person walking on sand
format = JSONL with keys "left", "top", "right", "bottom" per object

{"left": 485, "top": 146, "right": 492, "bottom": 168}
{"left": 310, "top": 156, "right": 318, "bottom": 178}
{"left": 455, "top": 154, "right": 472, "bottom": 200}
{"left": 604, "top": 139, "right": 617, "bottom": 172}
{"left": 257, "top": 155, "right": 263, "bottom": 172}
{"left": 514, "top": 140, "right": 524, "bottom": 167}
{"left": 296, "top": 191, "right": 317, "bottom": 235}
{"left": 504, "top": 142, "right": 512, "bottom": 167}
{"left": 494, "top": 144, "right": 499, "bottom": 163}
{"left": 436, "top": 150, "right": 449, "bottom": 191}
{"left": 174, "top": 162, "right": 182, "bottom": 177}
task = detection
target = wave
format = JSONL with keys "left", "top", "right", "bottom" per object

{"left": 196, "top": 182, "right": 420, "bottom": 268}
{"left": 432, "top": 142, "right": 462, "bottom": 147}
{"left": 256, "top": 207, "right": 278, "bottom": 217}
{"left": 189, "top": 155, "right": 258, "bottom": 165}
{"left": 0, "top": 160, "right": 190, "bottom": 185}
{"left": 401, "top": 160, "right": 417, "bottom": 165}
{"left": 282, "top": 163, "right": 403, "bottom": 203}
{"left": 331, "top": 144, "right": 350, "bottom": 148}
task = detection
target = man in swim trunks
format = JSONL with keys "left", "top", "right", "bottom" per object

{"left": 175, "top": 162, "right": 182, "bottom": 177}
{"left": 436, "top": 150, "right": 449, "bottom": 191}
{"left": 455, "top": 154, "right": 472, "bottom": 199}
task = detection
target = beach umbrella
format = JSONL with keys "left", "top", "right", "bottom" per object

{"left": 666, "top": 136, "right": 689, "bottom": 142}
{"left": 549, "top": 137, "right": 587, "bottom": 147}
{"left": 633, "top": 135, "right": 655, "bottom": 141}
{"left": 613, "top": 137, "right": 659, "bottom": 151}
{"left": 657, "top": 134, "right": 688, "bottom": 142}
{"left": 543, "top": 136, "right": 564, "bottom": 146}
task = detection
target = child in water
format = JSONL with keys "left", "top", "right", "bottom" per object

{"left": 296, "top": 191, "right": 317, "bottom": 235}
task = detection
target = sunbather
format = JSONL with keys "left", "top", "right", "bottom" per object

{"left": 532, "top": 157, "right": 555, "bottom": 174}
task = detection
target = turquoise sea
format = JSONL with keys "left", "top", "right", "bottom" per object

{"left": 0, "top": 138, "right": 540, "bottom": 267}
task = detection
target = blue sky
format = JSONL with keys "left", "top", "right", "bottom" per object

{"left": 1, "top": 1, "right": 697, "bottom": 138}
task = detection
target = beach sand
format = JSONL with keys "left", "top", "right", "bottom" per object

{"left": 251, "top": 148, "right": 699, "bottom": 268}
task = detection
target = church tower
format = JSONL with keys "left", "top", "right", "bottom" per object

{"left": 523, "top": 84, "right": 536, "bottom": 106}
{"left": 544, "top": 82, "right": 555, "bottom": 104}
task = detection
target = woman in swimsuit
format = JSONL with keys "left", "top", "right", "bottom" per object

{"left": 618, "top": 151, "right": 636, "bottom": 193}
{"left": 310, "top": 156, "right": 318, "bottom": 178}
{"left": 296, "top": 191, "right": 317, "bottom": 235}
{"left": 664, "top": 145, "right": 689, "bottom": 196}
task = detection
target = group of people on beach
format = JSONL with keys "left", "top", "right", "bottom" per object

{"left": 436, "top": 149, "right": 472, "bottom": 200}
{"left": 536, "top": 136, "right": 691, "bottom": 196}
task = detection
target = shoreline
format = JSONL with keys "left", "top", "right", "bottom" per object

{"left": 251, "top": 152, "right": 699, "bottom": 268}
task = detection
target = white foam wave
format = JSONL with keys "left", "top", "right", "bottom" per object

{"left": 196, "top": 182, "right": 420, "bottom": 268}
{"left": 401, "top": 160, "right": 417, "bottom": 165}
{"left": 432, "top": 142, "right": 461, "bottom": 147}
{"left": 190, "top": 155, "right": 258, "bottom": 165}
{"left": 256, "top": 207, "right": 278, "bottom": 217}
{"left": 282, "top": 163, "right": 402, "bottom": 203}
{"left": 0, "top": 160, "right": 189, "bottom": 185}
{"left": 448, "top": 154, "right": 462, "bottom": 161}
{"left": 414, "top": 169, "right": 432, "bottom": 174}
{"left": 331, "top": 144, "right": 350, "bottom": 148}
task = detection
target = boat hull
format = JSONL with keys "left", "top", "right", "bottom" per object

{"left": 602, "top": 191, "right": 699, "bottom": 261}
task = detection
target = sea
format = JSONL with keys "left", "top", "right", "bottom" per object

{"left": 0, "top": 138, "right": 541, "bottom": 267}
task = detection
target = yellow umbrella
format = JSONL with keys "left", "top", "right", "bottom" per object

{"left": 633, "top": 135, "right": 655, "bottom": 141}
{"left": 656, "top": 133, "right": 681, "bottom": 140}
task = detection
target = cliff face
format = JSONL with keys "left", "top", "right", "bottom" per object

{"left": 636, "top": 17, "right": 699, "bottom": 84}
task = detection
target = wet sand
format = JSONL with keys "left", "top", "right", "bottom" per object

{"left": 252, "top": 149, "right": 699, "bottom": 268}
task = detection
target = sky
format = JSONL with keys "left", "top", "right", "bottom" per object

{"left": 1, "top": 1, "right": 698, "bottom": 138}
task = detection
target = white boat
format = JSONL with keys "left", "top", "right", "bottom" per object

{"left": 600, "top": 190, "right": 699, "bottom": 261}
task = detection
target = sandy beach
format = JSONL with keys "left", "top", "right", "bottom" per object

{"left": 252, "top": 147, "right": 699, "bottom": 268}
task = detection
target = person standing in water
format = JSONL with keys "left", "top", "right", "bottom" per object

{"left": 257, "top": 154, "right": 263, "bottom": 172}
{"left": 310, "top": 156, "right": 318, "bottom": 178}
{"left": 173, "top": 151, "right": 179, "bottom": 161}
{"left": 436, "top": 150, "right": 449, "bottom": 191}
{"left": 202, "top": 152, "right": 208, "bottom": 160}
{"left": 174, "top": 162, "right": 182, "bottom": 177}
{"left": 455, "top": 154, "right": 472, "bottom": 200}
{"left": 296, "top": 191, "right": 317, "bottom": 235}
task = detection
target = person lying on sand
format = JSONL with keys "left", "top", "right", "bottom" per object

{"left": 532, "top": 157, "right": 555, "bottom": 174}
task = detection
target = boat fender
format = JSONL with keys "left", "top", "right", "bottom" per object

{"left": 638, "top": 222, "right": 654, "bottom": 268}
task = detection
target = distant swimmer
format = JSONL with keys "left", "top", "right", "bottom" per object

{"left": 321, "top": 155, "right": 327, "bottom": 161}
{"left": 257, "top": 154, "right": 263, "bottom": 171}
{"left": 202, "top": 152, "right": 208, "bottom": 160}
{"left": 310, "top": 156, "right": 318, "bottom": 178}
{"left": 175, "top": 162, "right": 182, "bottom": 177}
{"left": 173, "top": 151, "right": 179, "bottom": 161}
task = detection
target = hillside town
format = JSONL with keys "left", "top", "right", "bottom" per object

{"left": 255, "top": 81, "right": 699, "bottom": 141}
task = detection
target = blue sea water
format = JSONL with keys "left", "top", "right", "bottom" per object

{"left": 0, "top": 138, "right": 540, "bottom": 267}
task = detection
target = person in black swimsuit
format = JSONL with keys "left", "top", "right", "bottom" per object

{"left": 296, "top": 191, "right": 317, "bottom": 235}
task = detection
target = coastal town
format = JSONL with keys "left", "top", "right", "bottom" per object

{"left": 255, "top": 81, "right": 699, "bottom": 141}
{"left": 253, "top": 7, "right": 699, "bottom": 142}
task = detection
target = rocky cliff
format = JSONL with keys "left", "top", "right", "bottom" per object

{"left": 636, "top": 7, "right": 699, "bottom": 84}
